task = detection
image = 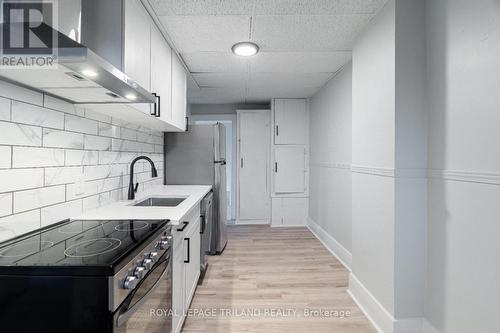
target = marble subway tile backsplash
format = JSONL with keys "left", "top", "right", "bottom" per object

{"left": 0, "top": 82, "right": 164, "bottom": 242}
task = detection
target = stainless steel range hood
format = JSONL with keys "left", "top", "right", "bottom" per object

{"left": 0, "top": 19, "right": 155, "bottom": 104}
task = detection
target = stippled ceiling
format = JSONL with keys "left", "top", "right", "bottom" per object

{"left": 147, "top": 0, "right": 388, "bottom": 104}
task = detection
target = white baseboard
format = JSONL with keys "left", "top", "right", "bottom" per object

{"left": 271, "top": 224, "right": 306, "bottom": 227}
{"left": 306, "top": 217, "right": 352, "bottom": 270}
{"left": 348, "top": 273, "right": 425, "bottom": 333}
{"left": 235, "top": 219, "right": 270, "bottom": 225}
{"left": 348, "top": 273, "right": 394, "bottom": 333}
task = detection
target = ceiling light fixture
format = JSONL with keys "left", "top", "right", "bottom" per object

{"left": 231, "top": 42, "right": 259, "bottom": 57}
{"left": 81, "top": 69, "right": 98, "bottom": 78}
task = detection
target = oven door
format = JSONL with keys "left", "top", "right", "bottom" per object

{"left": 113, "top": 251, "right": 172, "bottom": 333}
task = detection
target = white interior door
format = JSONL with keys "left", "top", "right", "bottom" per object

{"left": 238, "top": 111, "right": 270, "bottom": 223}
{"left": 274, "top": 147, "right": 306, "bottom": 193}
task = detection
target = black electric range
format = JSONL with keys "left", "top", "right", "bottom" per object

{"left": 0, "top": 219, "right": 173, "bottom": 333}
{"left": 0, "top": 219, "right": 168, "bottom": 276}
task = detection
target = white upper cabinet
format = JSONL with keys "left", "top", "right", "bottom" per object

{"left": 274, "top": 147, "right": 306, "bottom": 194}
{"left": 87, "top": 0, "right": 187, "bottom": 131}
{"left": 124, "top": 0, "right": 151, "bottom": 91}
{"left": 151, "top": 25, "right": 173, "bottom": 124}
{"left": 171, "top": 53, "right": 187, "bottom": 131}
{"left": 274, "top": 99, "right": 307, "bottom": 145}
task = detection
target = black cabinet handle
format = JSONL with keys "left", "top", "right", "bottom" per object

{"left": 200, "top": 215, "right": 205, "bottom": 234}
{"left": 152, "top": 93, "right": 161, "bottom": 117}
{"left": 275, "top": 162, "right": 278, "bottom": 173}
{"left": 184, "top": 237, "right": 190, "bottom": 263}
{"left": 241, "top": 158, "right": 244, "bottom": 168}
{"left": 276, "top": 125, "right": 279, "bottom": 136}
{"left": 177, "top": 221, "right": 189, "bottom": 231}
{"left": 185, "top": 116, "right": 189, "bottom": 131}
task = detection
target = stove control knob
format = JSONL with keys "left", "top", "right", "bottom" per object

{"left": 134, "top": 266, "right": 146, "bottom": 279}
{"left": 156, "top": 240, "right": 169, "bottom": 250}
{"left": 149, "top": 252, "right": 159, "bottom": 263}
{"left": 123, "top": 276, "right": 137, "bottom": 289}
{"left": 142, "top": 258, "right": 153, "bottom": 270}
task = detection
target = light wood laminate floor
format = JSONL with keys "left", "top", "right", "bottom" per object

{"left": 182, "top": 225, "right": 376, "bottom": 333}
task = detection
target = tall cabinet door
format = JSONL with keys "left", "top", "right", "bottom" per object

{"left": 237, "top": 111, "right": 270, "bottom": 223}
{"left": 274, "top": 147, "right": 305, "bottom": 193}
{"left": 124, "top": 0, "right": 151, "bottom": 91}
{"left": 151, "top": 25, "right": 172, "bottom": 123}
{"left": 123, "top": 0, "right": 151, "bottom": 115}
{"left": 274, "top": 99, "right": 307, "bottom": 145}
{"left": 171, "top": 53, "right": 187, "bottom": 131}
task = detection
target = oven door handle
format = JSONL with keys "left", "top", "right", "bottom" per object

{"left": 116, "top": 254, "right": 170, "bottom": 327}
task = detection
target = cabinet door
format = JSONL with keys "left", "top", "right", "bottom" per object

{"left": 171, "top": 53, "right": 187, "bottom": 131}
{"left": 272, "top": 198, "right": 307, "bottom": 226}
{"left": 274, "top": 147, "right": 305, "bottom": 193}
{"left": 124, "top": 0, "right": 151, "bottom": 91}
{"left": 172, "top": 230, "right": 185, "bottom": 333}
{"left": 184, "top": 218, "right": 200, "bottom": 308}
{"left": 238, "top": 111, "right": 271, "bottom": 222}
{"left": 151, "top": 25, "right": 173, "bottom": 124}
{"left": 274, "top": 99, "right": 307, "bottom": 145}
{"left": 282, "top": 198, "right": 307, "bottom": 226}
{"left": 124, "top": 0, "right": 151, "bottom": 115}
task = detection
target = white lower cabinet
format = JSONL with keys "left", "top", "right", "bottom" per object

{"left": 172, "top": 206, "right": 201, "bottom": 333}
{"left": 272, "top": 197, "right": 308, "bottom": 226}
{"left": 184, "top": 217, "right": 201, "bottom": 307}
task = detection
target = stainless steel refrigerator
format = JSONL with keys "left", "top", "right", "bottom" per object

{"left": 164, "top": 124, "right": 228, "bottom": 254}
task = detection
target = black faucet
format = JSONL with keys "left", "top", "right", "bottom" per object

{"left": 128, "top": 156, "right": 158, "bottom": 200}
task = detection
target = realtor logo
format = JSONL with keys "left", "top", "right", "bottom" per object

{"left": 1, "top": 1, "right": 58, "bottom": 68}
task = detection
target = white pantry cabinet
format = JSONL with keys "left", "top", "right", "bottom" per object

{"left": 270, "top": 99, "right": 309, "bottom": 226}
{"left": 237, "top": 110, "right": 271, "bottom": 224}
{"left": 274, "top": 99, "right": 307, "bottom": 145}
{"left": 172, "top": 207, "right": 201, "bottom": 333}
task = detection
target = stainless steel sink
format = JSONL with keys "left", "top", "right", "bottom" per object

{"left": 133, "top": 197, "right": 186, "bottom": 207}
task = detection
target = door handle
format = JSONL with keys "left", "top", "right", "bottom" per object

{"left": 177, "top": 221, "right": 189, "bottom": 232}
{"left": 184, "top": 237, "right": 190, "bottom": 263}
{"left": 152, "top": 93, "right": 160, "bottom": 117}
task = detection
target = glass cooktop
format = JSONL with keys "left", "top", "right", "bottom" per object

{"left": 0, "top": 219, "right": 168, "bottom": 276}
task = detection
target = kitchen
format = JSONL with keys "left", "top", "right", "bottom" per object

{"left": 0, "top": 1, "right": 498, "bottom": 333}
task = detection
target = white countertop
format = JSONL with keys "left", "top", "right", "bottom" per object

{"left": 73, "top": 185, "right": 212, "bottom": 225}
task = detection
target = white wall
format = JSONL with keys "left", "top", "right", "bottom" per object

{"left": 350, "top": 1, "right": 427, "bottom": 331}
{"left": 308, "top": 62, "right": 353, "bottom": 265}
{"left": 0, "top": 80, "right": 164, "bottom": 242}
{"left": 424, "top": 0, "right": 500, "bottom": 332}
{"left": 351, "top": 0, "right": 397, "bottom": 318}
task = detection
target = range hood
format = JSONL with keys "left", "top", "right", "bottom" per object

{"left": 0, "top": 21, "right": 155, "bottom": 105}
